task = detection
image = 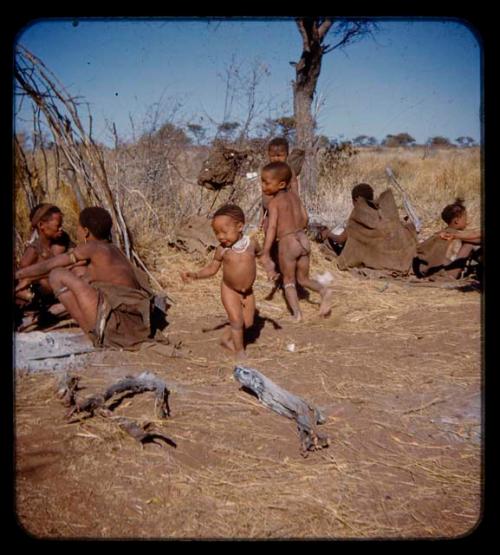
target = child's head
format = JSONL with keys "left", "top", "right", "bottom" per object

{"left": 351, "top": 183, "right": 374, "bottom": 204}
{"left": 78, "top": 207, "right": 113, "bottom": 241}
{"left": 212, "top": 204, "right": 245, "bottom": 248}
{"left": 261, "top": 161, "right": 292, "bottom": 196}
{"left": 30, "top": 203, "right": 64, "bottom": 240}
{"left": 441, "top": 198, "right": 467, "bottom": 229}
{"left": 267, "top": 137, "right": 289, "bottom": 163}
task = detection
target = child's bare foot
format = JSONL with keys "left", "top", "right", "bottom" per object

{"left": 235, "top": 350, "right": 248, "bottom": 362}
{"left": 220, "top": 336, "right": 236, "bottom": 352}
{"left": 319, "top": 288, "right": 333, "bottom": 317}
{"left": 291, "top": 311, "right": 303, "bottom": 323}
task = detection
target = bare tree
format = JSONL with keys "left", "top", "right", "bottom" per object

{"left": 291, "top": 18, "right": 377, "bottom": 199}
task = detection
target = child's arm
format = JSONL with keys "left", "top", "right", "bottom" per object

{"left": 252, "top": 236, "right": 263, "bottom": 257}
{"left": 440, "top": 229, "right": 481, "bottom": 244}
{"left": 261, "top": 203, "right": 279, "bottom": 280}
{"left": 254, "top": 236, "right": 276, "bottom": 277}
{"left": 262, "top": 202, "right": 278, "bottom": 256}
{"left": 290, "top": 173, "right": 300, "bottom": 197}
{"left": 181, "top": 248, "right": 223, "bottom": 282}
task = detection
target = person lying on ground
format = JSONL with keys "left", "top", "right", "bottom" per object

{"left": 181, "top": 203, "right": 265, "bottom": 360}
{"left": 16, "top": 207, "right": 154, "bottom": 350}
{"left": 260, "top": 161, "right": 333, "bottom": 322}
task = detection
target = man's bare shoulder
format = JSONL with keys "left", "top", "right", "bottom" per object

{"left": 74, "top": 240, "right": 120, "bottom": 260}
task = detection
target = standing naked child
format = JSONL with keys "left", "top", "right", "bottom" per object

{"left": 260, "top": 161, "right": 333, "bottom": 322}
{"left": 181, "top": 204, "right": 264, "bottom": 360}
{"left": 260, "top": 137, "right": 301, "bottom": 299}
{"left": 260, "top": 137, "right": 300, "bottom": 231}
{"left": 16, "top": 207, "right": 153, "bottom": 350}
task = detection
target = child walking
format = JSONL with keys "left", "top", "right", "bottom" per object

{"left": 260, "top": 161, "right": 333, "bottom": 322}
{"left": 181, "top": 204, "right": 264, "bottom": 359}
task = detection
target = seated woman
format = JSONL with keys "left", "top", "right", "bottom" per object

{"left": 15, "top": 203, "right": 75, "bottom": 328}
{"left": 16, "top": 207, "right": 154, "bottom": 350}
{"left": 414, "top": 198, "right": 481, "bottom": 279}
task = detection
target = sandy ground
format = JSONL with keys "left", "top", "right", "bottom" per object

{"left": 13, "top": 248, "right": 482, "bottom": 539}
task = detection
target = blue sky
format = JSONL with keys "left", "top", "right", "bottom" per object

{"left": 14, "top": 17, "right": 482, "bottom": 146}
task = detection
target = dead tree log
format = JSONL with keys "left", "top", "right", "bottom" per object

{"left": 56, "top": 371, "right": 175, "bottom": 447}
{"left": 234, "top": 365, "right": 329, "bottom": 457}
{"left": 60, "top": 371, "right": 171, "bottom": 419}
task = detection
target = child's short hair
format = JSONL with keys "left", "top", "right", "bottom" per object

{"left": 268, "top": 137, "right": 289, "bottom": 153}
{"left": 79, "top": 207, "right": 113, "bottom": 240}
{"left": 213, "top": 203, "right": 245, "bottom": 225}
{"left": 441, "top": 198, "right": 466, "bottom": 224}
{"left": 262, "top": 161, "right": 292, "bottom": 185}
{"left": 30, "top": 203, "right": 62, "bottom": 228}
{"left": 351, "top": 183, "right": 374, "bottom": 202}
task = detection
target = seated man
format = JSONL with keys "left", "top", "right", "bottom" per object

{"left": 16, "top": 207, "right": 154, "bottom": 350}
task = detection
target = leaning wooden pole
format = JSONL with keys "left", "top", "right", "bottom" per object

{"left": 14, "top": 45, "right": 165, "bottom": 296}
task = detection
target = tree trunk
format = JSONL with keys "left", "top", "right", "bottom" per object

{"left": 294, "top": 85, "right": 318, "bottom": 203}
{"left": 292, "top": 18, "right": 374, "bottom": 205}
{"left": 293, "top": 26, "right": 326, "bottom": 202}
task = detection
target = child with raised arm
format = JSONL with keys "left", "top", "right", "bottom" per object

{"left": 16, "top": 207, "right": 153, "bottom": 349}
{"left": 260, "top": 161, "right": 333, "bottom": 322}
{"left": 181, "top": 204, "right": 263, "bottom": 360}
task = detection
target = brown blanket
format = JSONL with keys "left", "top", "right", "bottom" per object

{"left": 337, "top": 189, "right": 418, "bottom": 274}
{"left": 413, "top": 227, "right": 463, "bottom": 277}
{"left": 90, "top": 281, "right": 152, "bottom": 350}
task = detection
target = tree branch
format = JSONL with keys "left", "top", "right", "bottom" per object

{"left": 317, "top": 18, "right": 334, "bottom": 40}
{"left": 295, "top": 18, "right": 312, "bottom": 52}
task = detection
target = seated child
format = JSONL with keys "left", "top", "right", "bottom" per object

{"left": 15, "top": 207, "right": 153, "bottom": 350}
{"left": 181, "top": 204, "right": 263, "bottom": 360}
{"left": 16, "top": 203, "right": 74, "bottom": 305}
{"left": 260, "top": 161, "right": 333, "bottom": 322}
{"left": 317, "top": 183, "right": 375, "bottom": 253}
{"left": 415, "top": 198, "right": 480, "bottom": 279}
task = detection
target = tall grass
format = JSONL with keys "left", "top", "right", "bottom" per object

{"left": 309, "top": 146, "right": 481, "bottom": 235}
{"left": 14, "top": 145, "right": 481, "bottom": 267}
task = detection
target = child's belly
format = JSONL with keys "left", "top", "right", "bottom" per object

{"left": 222, "top": 265, "right": 256, "bottom": 293}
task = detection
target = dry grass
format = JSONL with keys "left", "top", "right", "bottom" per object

{"left": 14, "top": 144, "right": 482, "bottom": 539}
{"left": 14, "top": 145, "right": 481, "bottom": 266}
{"left": 309, "top": 146, "right": 481, "bottom": 237}
{"left": 15, "top": 244, "right": 481, "bottom": 539}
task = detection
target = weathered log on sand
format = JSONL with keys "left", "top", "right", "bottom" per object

{"left": 59, "top": 371, "right": 171, "bottom": 420}
{"left": 234, "top": 365, "right": 329, "bottom": 457}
